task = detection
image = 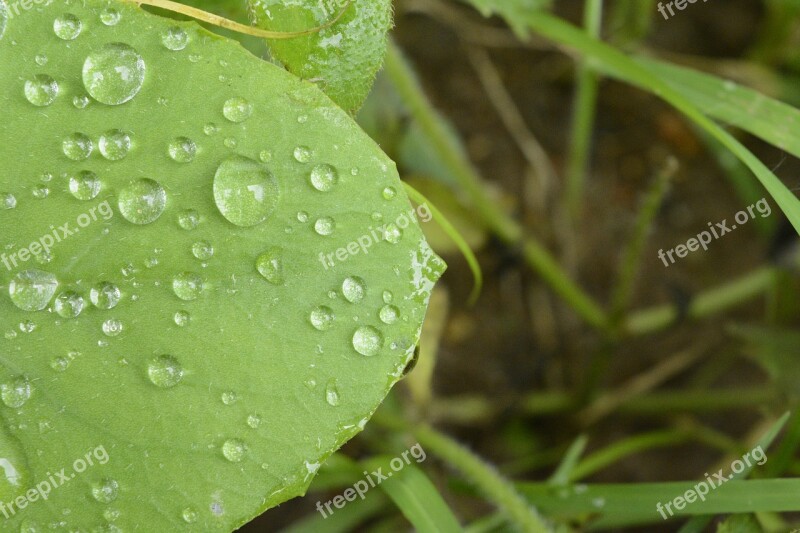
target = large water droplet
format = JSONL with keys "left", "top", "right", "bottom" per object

{"left": 325, "top": 379, "right": 340, "bottom": 407}
{"left": 9, "top": 270, "right": 58, "bottom": 311}
{"left": 256, "top": 248, "right": 283, "bottom": 285}
{"left": 82, "top": 43, "right": 145, "bottom": 105}
{"left": 118, "top": 178, "right": 166, "bottom": 225}
{"left": 91, "top": 478, "right": 119, "bottom": 503}
{"left": 62, "top": 133, "right": 93, "bottom": 161}
{"left": 147, "top": 355, "right": 183, "bottom": 388}
{"left": 223, "top": 97, "right": 253, "bottom": 123}
{"left": 309, "top": 164, "right": 338, "bottom": 192}
{"left": 213, "top": 156, "right": 279, "bottom": 227}
{"left": 54, "top": 291, "right": 85, "bottom": 318}
{"left": 24, "top": 75, "right": 58, "bottom": 107}
{"left": 162, "top": 26, "right": 188, "bottom": 51}
{"left": 99, "top": 129, "right": 131, "bottom": 161}
{"left": 53, "top": 13, "right": 82, "bottom": 40}
{"left": 168, "top": 137, "right": 196, "bottom": 163}
{"left": 1, "top": 376, "right": 31, "bottom": 408}
{"left": 68, "top": 170, "right": 101, "bottom": 201}
{"left": 90, "top": 282, "right": 121, "bottom": 310}
{"left": 309, "top": 306, "right": 334, "bottom": 331}
{"left": 172, "top": 272, "right": 203, "bottom": 301}
{"left": 352, "top": 326, "right": 383, "bottom": 357}
{"left": 222, "top": 439, "right": 246, "bottom": 462}
{"left": 342, "top": 276, "right": 366, "bottom": 303}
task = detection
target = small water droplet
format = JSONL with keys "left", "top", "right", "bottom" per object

{"left": 68, "top": 170, "right": 101, "bottom": 200}
{"left": 54, "top": 291, "right": 85, "bottom": 318}
{"left": 325, "top": 379, "right": 340, "bottom": 406}
{"left": 309, "top": 164, "right": 338, "bottom": 192}
{"left": 2, "top": 192, "right": 16, "bottom": 209}
{"left": 222, "top": 439, "right": 246, "bottom": 462}
{"left": 221, "top": 391, "right": 237, "bottom": 405}
{"left": 32, "top": 185, "right": 48, "bottom": 199}
{"left": 296, "top": 211, "right": 309, "bottom": 223}
{"left": 191, "top": 241, "right": 214, "bottom": 261}
{"left": 352, "top": 326, "right": 383, "bottom": 356}
{"left": 382, "top": 290, "right": 393, "bottom": 303}
{"left": 213, "top": 155, "right": 279, "bottom": 227}
{"left": 72, "top": 94, "right": 90, "bottom": 109}
{"left": 384, "top": 223, "right": 402, "bottom": 244}
{"left": 382, "top": 187, "right": 396, "bottom": 200}
{"left": 83, "top": 43, "right": 145, "bottom": 105}
{"left": 35, "top": 54, "right": 48, "bottom": 66}
{"left": 102, "top": 319, "right": 123, "bottom": 337}
{"left": 100, "top": 8, "right": 121, "bottom": 25}
{"left": 203, "top": 123, "right": 219, "bottom": 136}
{"left": 99, "top": 129, "right": 131, "bottom": 161}
{"left": 168, "top": 137, "right": 197, "bottom": 163}
{"left": 1, "top": 376, "right": 31, "bottom": 408}
{"left": 62, "top": 132, "right": 93, "bottom": 161}
{"left": 162, "top": 26, "right": 188, "bottom": 50}
{"left": 9, "top": 270, "right": 58, "bottom": 311}
{"left": 173, "top": 310, "right": 190, "bottom": 327}
{"left": 24, "top": 74, "right": 58, "bottom": 107}
{"left": 90, "top": 282, "right": 121, "bottom": 310}
{"left": 256, "top": 248, "right": 284, "bottom": 285}
{"left": 223, "top": 97, "right": 253, "bottom": 123}
{"left": 293, "top": 146, "right": 311, "bottom": 163}
{"left": 172, "top": 272, "right": 203, "bottom": 301}
{"left": 342, "top": 276, "right": 366, "bottom": 303}
{"left": 310, "top": 306, "right": 334, "bottom": 331}
{"left": 182, "top": 507, "right": 198, "bottom": 523}
{"left": 259, "top": 150, "right": 272, "bottom": 163}
{"left": 53, "top": 13, "right": 82, "bottom": 40}
{"left": 178, "top": 209, "right": 199, "bottom": 230}
{"left": 314, "top": 217, "right": 335, "bottom": 236}
{"left": 118, "top": 178, "right": 167, "bottom": 225}
{"left": 91, "top": 478, "right": 119, "bottom": 503}
{"left": 379, "top": 305, "right": 400, "bottom": 324}
{"left": 147, "top": 355, "right": 183, "bottom": 388}
{"left": 246, "top": 414, "right": 261, "bottom": 429}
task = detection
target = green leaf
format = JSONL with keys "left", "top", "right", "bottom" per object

{"left": 248, "top": 0, "right": 394, "bottom": 114}
{"left": 716, "top": 514, "right": 763, "bottom": 533}
{"left": 0, "top": 1, "right": 444, "bottom": 530}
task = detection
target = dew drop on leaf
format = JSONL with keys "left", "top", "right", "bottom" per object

{"left": 213, "top": 155, "right": 279, "bottom": 227}
{"left": 147, "top": 355, "right": 184, "bottom": 388}
{"left": 223, "top": 97, "right": 253, "bottom": 123}
{"left": 68, "top": 170, "right": 101, "bottom": 201}
{"left": 352, "top": 326, "right": 383, "bottom": 357}
{"left": 91, "top": 478, "right": 119, "bottom": 503}
{"left": 9, "top": 269, "right": 58, "bottom": 311}
{"left": 379, "top": 305, "right": 399, "bottom": 324}
{"left": 89, "top": 282, "right": 121, "bottom": 310}
{"left": 54, "top": 291, "right": 85, "bottom": 318}
{"left": 118, "top": 178, "right": 167, "bottom": 225}
{"left": 325, "top": 379, "right": 340, "bottom": 407}
{"left": 181, "top": 507, "right": 198, "bottom": 523}
{"left": 53, "top": 13, "right": 82, "bottom": 40}
{"left": 2, "top": 192, "right": 16, "bottom": 209}
{"left": 313, "top": 217, "right": 335, "bottom": 236}
{"left": 1, "top": 375, "right": 31, "bottom": 408}
{"left": 222, "top": 439, "right": 246, "bottom": 462}
{"left": 342, "top": 276, "right": 366, "bottom": 303}
{"left": 293, "top": 146, "right": 312, "bottom": 163}
{"left": 310, "top": 306, "right": 334, "bottom": 331}
{"left": 82, "top": 43, "right": 145, "bottom": 105}
{"left": 99, "top": 129, "right": 131, "bottom": 161}
{"left": 256, "top": 248, "right": 284, "bottom": 285}
{"left": 177, "top": 209, "right": 199, "bottom": 230}
{"left": 168, "top": 137, "right": 197, "bottom": 163}
{"left": 172, "top": 272, "right": 203, "bottom": 301}
{"left": 62, "top": 132, "right": 93, "bottom": 161}
{"left": 24, "top": 74, "right": 58, "bottom": 106}
{"left": 309, "top": 164, "right": 338, "bottom": 192}
{"left": 173, "top": 310, "right": 190, "bottom": 327}
{"left": 162, "top": 26, "right": 188, "bottom": 51}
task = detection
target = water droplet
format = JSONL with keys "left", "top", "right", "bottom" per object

{"left": 309, "top": 164, "right": 338, "bottom": 192}
{"left": 100, "top": 8, "right": 121, "bottom": 25}
{"left": 223, "top": 97, "right": 253, "bottom": 123}
{"left": 91, "top": 478, "right": 118, "bottom": 503}
{"left": 147, "top": 355, "right": 183, "bottom": 388}
{"left": 54, "top": 291, "right": 85, "bottom": 318}
{"left": 213, "top": 155, "right": 279, "bottom": 227}
{"left": 50, "top": 356, "right": 71, "bottom": 372}
{"left": 173, "top": 310, "right": 190, "bottom": 327}
{"left": 172, "top": 272, "right": 203, "bottom": 301}
{"left": 2, "top": 193, "right": 16, "bottom": 209}
{"left": 382, "top": 290, "right": 393, "bottom": 303}
{"left": 221, "top": 439, "right": 247, "bottom": 463}
{"left": 32, "top": 185, "right": 48, "bottom": 199}
{"left": 168, "top": 137, "right": 196, "bottom": 163}
{"left": 203, "top": 123, "right": 219, "bottom": 136}
{"left": 379, "top": 305, "right": 400, "bottom": 324}
{"left": 102, "top": 319, "right": 123, "bottom": 337}
{"left": 181, "top": 507, "right": 198, "bottom": 523}
{"left": 314, "top": 217, "right": 335, "bottom": 236}
{"left": 246, "top": 414, "right": 261, "bottom": 429}
{"left": 383, "top": 187, "right": 397, "bottom": 200}
{"left": 103, "top": 508, "right": 121, "bottom": 521}
{"left": 309, "top": 306, "right": 334, "bottom": 331}
{"left": 293, "top": 146, "right": 311, "bottom": 163}
{"left": 62, "top": 132, "right": 93, "bottom": 161}
{"left": 256, "top": 248, "right": 283, "bottom": 285}
{"left": 325, "top": 379, "right": 340, "bottom": 406}
{"left": 384, "top": 223, "right": 402, "bottom": 244}
{"left": 221, "top": 391, "right": 237, "bottom": 405}
{"left": 297, "top": 211, "right": 309, "bottom": 223}
{"left": 0, "top": 3, "right": 7, "bottom": 40}
{"left": 1, "top": 376, "right": 31, "bottom": 408}
{"left": 162, "top": 26, "right": 189, "bottom": 50}
{"left": 342, "top": 276, "right": 366, "bottom": 303}
{"left": 90, "top": 282, "right": 121, "bottom": 310}
{"left": 177, "top": 209, "right": 199, "bottom": 230}
{"left": 82, "top": 43, "right": 145, "bottom": 105}
{"left": 24, "top": 74, "right": 58, "bottom": 107}
{"left": 259, "top": 150, "right": 272, "bottom": 163}
{"left": 35, "top": 54, "right": 48, "bottom": 66}
{"left": 72, "top": 94, "right": 90, "bottom": 109}
{"left": 223, "top": 137, "right": 237, "bottom": 149}
{"left": 53, "top": 13, "right": 82, "bottom": 40}
{"left": 68, "top": 170, "right": 101, "bottom": 200}
{"left": 99, "top": 129, "right": 131, "bottom": 161}
{"left": 9, "top": 270, "right": 58, "bottom": 311}
{"left": 118, "top": 178, "right": 167, "bottom": 225}
{"left": 352, "top": 326, "right": 383, "bottom": 356}
{"left": 191, "top": 241, "right": 214, "bottom": 261}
